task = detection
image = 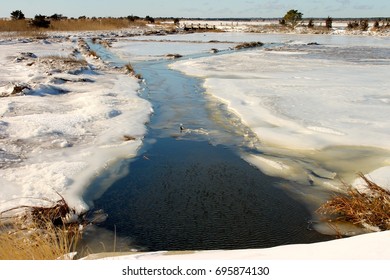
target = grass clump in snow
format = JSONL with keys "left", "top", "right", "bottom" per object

{"left": 0, "top": 194, "right": 84, "bottom": 260}
{"left": 0, "top": 218, "right": 81, "bottom": 260}
{"left": 317, "top": 173, "right": 390, "bottom": 232}
{"left": 124, "top": 63, "right": 135, "bottom": 75}
{"left": 234, "top": 41, "right": 264, "bottom": 50}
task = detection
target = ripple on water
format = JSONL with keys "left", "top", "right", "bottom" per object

{"left": 94, "top": 139, "right": 333, "bottom": 251}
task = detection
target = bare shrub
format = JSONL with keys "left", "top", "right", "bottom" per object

{"left": 347, "top": 21, "right": 359, "bottom": 30}
{"left": 347, "top": 19, "right": 369, "bottom": 31}
{"left": 359, "top": 19, "right": 369, "bottom": 31}
{"left": 30, "top": 15, "right": 51, "bottom": 29}
{"left": 325, "top": 17, "right": 333, "bottom": 29}
{"left": 307, "top": 19, "right": 314, "bottom": 28}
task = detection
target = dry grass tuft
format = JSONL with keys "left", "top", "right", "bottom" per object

{"left": 123, "top": 135, "right": 136, "bottom": 141}
{"left": 0, "top": 193, "right": 84, "bottom": 260}
{"left": 234, "top": 41, "right": 264, "bottom": 50}
{"left": 0, "top": 218, "right": 81, "bottom": 260}
{"left": 124, "top": 63, "right": 135, "bottom": 75}
{"left": 87, "top": 50, "right": 100, "bottom": 59}
{"left": 317, "top": 173, "right": 390, "bottom": 232}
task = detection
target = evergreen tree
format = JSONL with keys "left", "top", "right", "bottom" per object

{"left": 283, "top": 9, "right": 303, "bottom": 28}
{"left": 11, "top": 10, "right": 25, "bottom": 20}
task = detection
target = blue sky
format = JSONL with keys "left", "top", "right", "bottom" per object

{"left": 1, "top": 0, "right": 389, "bottom": 18}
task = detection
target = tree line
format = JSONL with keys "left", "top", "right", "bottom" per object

{"left": 8, "top": 10, "right": 181, "bottom": 29}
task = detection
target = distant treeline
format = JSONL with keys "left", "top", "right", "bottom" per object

{"left": 171, "top": 17, "right": 389, "bottom": 21}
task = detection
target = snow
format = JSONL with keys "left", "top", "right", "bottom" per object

{"left": 0, "top": 38, "right": 152, "bottom": 214}
{"left": 87, "top": 229, "right": 390, "bottom": 260}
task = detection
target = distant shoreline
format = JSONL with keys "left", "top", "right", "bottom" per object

{"left": 1, "top": 17, "right": 389, "bottom": 37}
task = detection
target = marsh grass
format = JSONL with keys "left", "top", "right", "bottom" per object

{"left": 0, "top": 194, "right": 83, "bottom": 260}
{"left": 0, "top": 18, "right": 147, "bottom": 33}
{"left": 124, "top": 63, "right": 135, "bottom": 74}
{"left": 0, "top": 218, "right": 81, "bottom": 260}
{"left": 317, "top": 173, "right": 390, "bottom": 232}
{"left": 51, "top": 18, "right": 147, "bottom": 31}
{"left": 234, "top": 41, "right": 264, "bottom": 50}
{"left": 40, "top": 55, "right": 88, "bottom": 66}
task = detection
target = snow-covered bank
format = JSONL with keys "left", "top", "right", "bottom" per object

{"left": 170, "top": 40, "right": 390, "bottom": 150}
{"left": 0, "top": 38, "right": 152, "bottom": 214}
{"left": 170, "top": 35, "right": 390, "bottom": 190}
{"left": 85, "top": 230, "right": 390, "bottom": 260}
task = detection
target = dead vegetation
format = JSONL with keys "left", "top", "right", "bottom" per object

{"left": 124, "top": 63, "right": 135, "bottom": 75}
{"left": 39, "top": 55, "right": 89, "bottom": 69}
{"left": 0, "top": 83, "right": 31, "bottom": 97}
{"left": 317, "top": 173, "right": 390, "bottom": 233}
{"left": 234, "top": 41, "right": 264, "bottom": 50}
{"left": 0, "top": 218, "right": 79, "bottom": 260}
{"left": 165, "top": 53, "right": 183, "bottom": 59}
{"left": 0, "top": 194, "right": 83, "bottom": 259}
{"left": 0, "top": 192, "right": 107, "bottom": 260}
{"left": 123, "top": 135, "right": 136, "bottom": 141}
{"left": 0, "top": 18, "right": 147, "bottom": 33}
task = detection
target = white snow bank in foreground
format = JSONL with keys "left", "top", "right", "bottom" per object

{"left": 88, "top": 230, "right": 390, "bottom": 260}
{"left": 0, "top": 39, "right": 152, "bottom": 213}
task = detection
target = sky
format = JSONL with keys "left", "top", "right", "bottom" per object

{"left": 0, "top": 0, "right": 389, "bottom": 19}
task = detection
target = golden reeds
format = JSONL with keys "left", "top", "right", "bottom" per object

{"left": 317, "top": 173, "right": 390, "bottom": 232}
{"left": 0, "top": 219, "right": 81, "bottom": 260}
{"left": 0, "top": 194, "right": 83, "bottom": 260}
{"left": 0, "top": 18, "right": 147, "bottom": 33}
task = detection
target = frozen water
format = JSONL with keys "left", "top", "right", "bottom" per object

{"left": 169, "top": 34, "right": 390, "bottom": 191}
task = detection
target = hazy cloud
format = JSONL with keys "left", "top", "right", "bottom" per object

{"left": 336, "top": 0, "right": 351, "bottom": 6}
{"left": 354, "top": 4, "right": 374, "bottom": 10}
{"left": 261, "top": 1, "right": 287, "bottom": 11}
{"left": 325, "top": 5, "right": 340, "bottom": 13}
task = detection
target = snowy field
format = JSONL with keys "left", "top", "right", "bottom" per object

{"left": 1, "top": 25, "right": 390, "bottom": 260}
{"left": 0, "top": 36, "right": 152, "bottom": 214}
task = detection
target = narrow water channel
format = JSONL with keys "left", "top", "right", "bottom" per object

{"left": 86, "top": 43, "right": 333, "bottom": 252}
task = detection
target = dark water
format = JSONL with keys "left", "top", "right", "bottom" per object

{"left": 94, "top": 138, "right": 332, "bottom": 251}
{"left": 87, "top": 43, "right": 333, "bottom": 251}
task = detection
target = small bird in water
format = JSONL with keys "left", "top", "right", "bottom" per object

{"left": 180, "top": 123, "right": 184, "bottom": 132}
